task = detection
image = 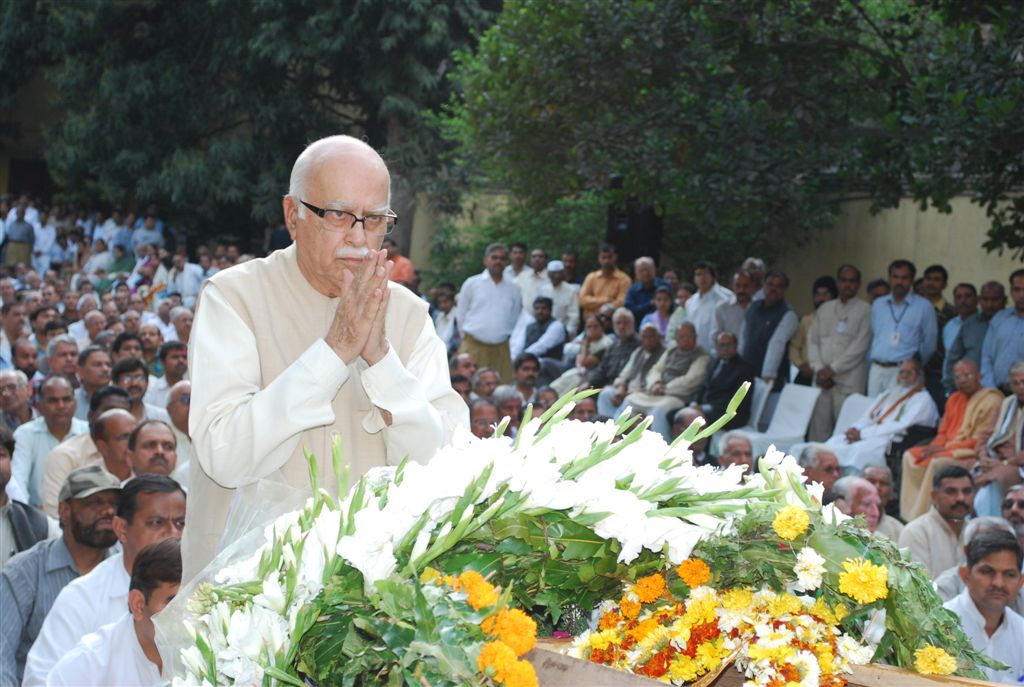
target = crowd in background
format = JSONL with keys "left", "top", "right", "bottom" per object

{"left": 1, "top": 189, "right": 1023, "bottom": 684}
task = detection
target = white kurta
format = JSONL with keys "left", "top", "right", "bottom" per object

{"left": 182, "top": 244, "right": 467, "bottom": 580}
{"left": 944, "top": 590, "right": 1024, "bottom": 684}
{"left": 684, "top": 284, "right": 735, "bottom": 353}
{"left": 24, "top": 552, "right": 130, "bottom": 686}
{"left": 825, "top": 387, "right": 938, "bottom": 470}
{"left": 45, "top": 612, "right": 161, "bottom": 686}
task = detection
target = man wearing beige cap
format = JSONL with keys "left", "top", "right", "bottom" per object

{"left": 0, "top": 465, "right": 121, "bottom": 685}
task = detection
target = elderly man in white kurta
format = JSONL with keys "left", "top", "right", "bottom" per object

{"left": 182, "top": 135, "right": 467, "bottom": 580}
{"left": 824, "top": 359, "right": 938, "bottom": 471}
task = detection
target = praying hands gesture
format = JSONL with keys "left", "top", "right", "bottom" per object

{"left": 325, "top": 249, "right": 393, "bottom": 366}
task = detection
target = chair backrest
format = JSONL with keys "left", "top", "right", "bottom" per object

{"left": 747, "top": 378, "right": 772, "bottom": 430}
{"left": 764, "top": 383, "right": 822, "bottom": 437}
{"left": 833, "top": 393, "right": 873, "bottom": 435}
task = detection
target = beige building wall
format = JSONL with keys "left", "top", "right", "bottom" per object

{"left": 776, "top": 197, "right": 1022, "bottom": 316}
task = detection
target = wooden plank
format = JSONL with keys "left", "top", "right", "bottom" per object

{"left": 530, "top": 640, "right": 1002, "bottom": 687}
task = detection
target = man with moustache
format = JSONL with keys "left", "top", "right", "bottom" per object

{"left": 24, "top": 474, "right": 186, "bottom": 684}
{"left": 0, "top": 466, "right": 121, "bottom": 684}
{"left": 868, "top": 260, "right": 937, "bottom": 397}
{"left": 127, "top": 420, "right": 177, "bottom": 478}
{"left": 184, "top": 135, "right": 466, "bottom": 580}
{"left": 943, "top": 530, "right": 1024, "bottom": 684}
{"left": 899, "top": 465, "right": 975, "bottom": 579}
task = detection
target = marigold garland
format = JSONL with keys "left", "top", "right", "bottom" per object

{"left": 633, "top": 573, "right": 667, "bottom": 603}
{"left": 459, "top": 570, "right": 499, "bottom": 610}
{"left": 676, "top": 558, "right": 711, "bottom": 587}
{"left": 914, "top": 645, "right": 958, "bottom": 675}
{"left": 772, "top": 504, "right": 810, "bottom": 540}
{"left": 837, "top": 557, "right": 889, "bottom": 604}
{"left": 480, "top": 608, "right": 537, "bottom": 657}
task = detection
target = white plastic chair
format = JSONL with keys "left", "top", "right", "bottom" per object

{"left": 787, "top": 393, "right": 873, "bottom": 462}
{"left": 710, "top": 377, "right": 771, "bottom": 455}
{"left": 743, "top": 383, "right": 822, "bottom": 456}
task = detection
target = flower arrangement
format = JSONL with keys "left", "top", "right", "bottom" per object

{"left": 570, "top": 568, "right": 872, "bottom": 686}
{"left": 159, "top": 388, "right": 998, "bottom": 686}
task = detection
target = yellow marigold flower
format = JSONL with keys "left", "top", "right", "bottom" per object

{"left": 810, "top": 598, "right": 838, "bottom": 626}
{"left": 676, "top": 559, "right": 712, "bottom": 587}
{"left": 682, "top": 594, "right": 718, "bottom": 626}
{"left": 633, "top": 573, "right": 667, "bottom": 603}
{"left": 589, "top": 629, "right": 620, "bottom": 651}
{"left": 668, "top": 654, "right": 701, "bottom": 682}
{"left": 721, "top": 588, "right": 754, "bottom": 611}
{"left": 838, "top": 558, "right": 888, "bottom": 604}
{"left": 766, "top": 592, "right": 802, "bottom": 618}
{"left": 834, "top": 603, "right": 849, "bottom": 622}
{"left": 420, "top": 567, "right": 441, "bottom": 584}
{"left": 620, "top": 596, "right": 642, "bottom": 620}
{"left": 503, "top": 659, "right": 539, "bottom": 687}
{"left": 914, "top": 645, "right": 958, "bottom": 675}
{"left": 695, "top": 639, "right": 728, "bottom": 671}
{"left": 481, "top": 609, "right": 537, "bottom": 657}
{"left": 772, "top": 504, "right": 810, "bottom": 540}
{"left": 477, "top": 641, "right": 518, "bottom": 681}
{"left": 460, "top": 570, "right": 499, "bottom": 610}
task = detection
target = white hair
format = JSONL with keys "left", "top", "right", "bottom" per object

{"left": 0, "top": 369, "right": 29, "bottom": 387}
{"left": 720, "top": 430, "right": 752, "bottom": 450}
{"left": 287, "top": 135, "right": 390, "bottom": 219}
{"left": 170, "top": 306, "right": 192, "bottom": 322}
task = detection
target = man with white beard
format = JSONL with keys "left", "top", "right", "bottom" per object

{"left": 825, "top": 358, "right": 938, "bottom": 472}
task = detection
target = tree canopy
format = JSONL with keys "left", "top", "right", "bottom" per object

{"left": 439, "top": 0, "right": 1024, "bottom": 269}
{"left": 1, "top": 0, "right": 497, "bottom": 243}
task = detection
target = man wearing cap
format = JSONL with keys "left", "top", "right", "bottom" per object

{"left": 547, "top": 259, "right": 580, "bottom": 339}
{"left": 24, "top": 474, "right": 185, "bottom": 685}
{"left": 0, "top": 465, "right": 120, "bottom": 685}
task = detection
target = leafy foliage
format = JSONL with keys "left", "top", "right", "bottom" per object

{"left": 440, "top": 0, "right": 1024, "bottom": 263}
{"left": 2, "top": 0, "right": 497, "bottom": 242}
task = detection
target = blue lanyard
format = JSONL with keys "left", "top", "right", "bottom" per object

{"left": 887, "top": 298, "right": 910, "bottom": 329}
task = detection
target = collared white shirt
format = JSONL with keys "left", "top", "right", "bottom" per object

{"left": 515, "top": 269, "right": 551, "bottom": 314}
{"left": 944, "top": 589, "right": 1024, "bottom": 684}
{"left": 550, "top": 281, "right": 580, "bottom": 338}
{"left": 684, "top": 283, "right": 735, "bottom": 352}
{"left": 11, "top": 417, "right": 89, "bottom": 508}
{"left": 456, "top": 270, "right": 522, "bottom": 344}
{"left": 46, "top": 612, "right": 161, "bottom": 686}
{"left": 167, "top": 262, "right": 204, "bottom": 308}
{"left": 143, "top": 375, "right": 172, "bottom": 409}
{"left": 24, "top": 552, "right": 131, "bottom": 686}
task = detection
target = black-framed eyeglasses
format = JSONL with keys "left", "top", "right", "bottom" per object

{"left": 300, "top": 200, "right": 398, "bottom": 236}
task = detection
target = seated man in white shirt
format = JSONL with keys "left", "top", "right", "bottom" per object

{"left": 824, "top": 358, "right": 938, "bottom": 471}
{"left": 934, "top": 516, "right": 1024, "bottom": 615}
{"left": 943, "top": 529, "right": 1024, "bottom": 684}
{"left": 46, "top": 537, "right": 180, "bottom": 686}
{"left": 23, "top": 474, "right": 186, "bottom": 685}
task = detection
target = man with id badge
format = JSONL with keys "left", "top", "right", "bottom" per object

{"left": 867, "top": 259, "right": 938, "bottom": 397}
{"left": 807, "top": 264, "right": 872, "bottom": 441}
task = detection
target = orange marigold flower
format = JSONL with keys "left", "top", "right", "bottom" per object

{"left": 598, "top": 610, "right": 623, "bottom": 631}
{"left": 477, "top": 641, "right": 518, "bottom": 681}
{"left": 627, "top": 617, "right": 661, "bottom": 643}
{"left": 460, "top": 570, "right": 499, "bottom": 610}
{"left": 480, "top": 608, "right": 537, "bottom": 657}
{"left": 620, "top": 596, "right": 642, "bottom": 620}
{"left": 676, "top": 559, "right": 711, "bottom": 587}
{"left": 502, "top": 658, "right": 539, "bottom": 687}
{"left": 633, "top": 573, "right": 667, "bottom": 603}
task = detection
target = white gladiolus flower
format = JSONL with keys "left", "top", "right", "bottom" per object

{"left": 253, "top": 576, "right": 286, "bottom": 614}
{"left": 410, "top": 525, "right": 432, "bottom": 562}
{"left": 821, "top": 502, "right": 852, "bottom": 525}
{"left": 179, "top": 646, "right": 205, "bottom": 678}
{"left": 793, "top": 547, "right": 826, "bottom": 592}
{"left": 226, "top": 608, "right": 264, "bottom": 659}
{"left": 837, "top": 635, "right": 875, "bottom": 665}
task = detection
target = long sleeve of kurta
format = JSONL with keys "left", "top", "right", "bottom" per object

{"left": 189, "top": 284, "right": 461, "bottom": 489}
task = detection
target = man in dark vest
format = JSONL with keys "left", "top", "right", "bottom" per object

{"left": 522, "top": 297, "right": 567, "bottom": 384}
{"left": 742, "top": 271, "right": 799, "bottom": 393}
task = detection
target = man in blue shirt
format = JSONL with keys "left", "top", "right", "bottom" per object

{"left": 944, "top": 281, "right": 1005, "bottom": 392}
{"left": 624, "top": 256, "right": 670, "bottom": 326}
{"left": 981, "top": 268, "right": 1024, "bottom": 391}
{"left": 868, "top": 259, "right": 938, "bottom": 397}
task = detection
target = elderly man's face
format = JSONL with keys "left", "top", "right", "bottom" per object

{"left": 952, "top": 361, "right": 981, "bottom": 396}
{"left": 719, "top": 438, "right": 754, "bottom": 471}
{"left": 612, "top": 314, "right": 634, "bottom": 339}
{"left": 285, "top": 143, "right": 391, "bottom": 298}
{"left": 51, "top": 343, "right": 79, "bottom": 377}
{"left": 474, "top": 371, "right": 499, "bottom": 398}
{"left": 849, "top": 482, "right": 881, "bottom": 532}
{"left": 470, "top": 403, "right": 498, "bottom": 438}
{"left": 640, "top": 327, "right": 662, "bottom": 351}
{"left": 805, "top": 452, "right": 840, "bottom": 493}
{"left": 635, "top": 261, "right": 655, "bottom": 286}
{"left": 675, "top": 325, "right": 696, "bottom": 352}
{"left": 569, "top": 397, "right": 597, "bottom": 422}
{"left": 896, "top": 361, "right": 920, "bottom": 388}
{"left": 0, "top": 374, "right": 28, "bottom": 413}
{"left": 714, "top": 334, "right": 738, "bottom": 360}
